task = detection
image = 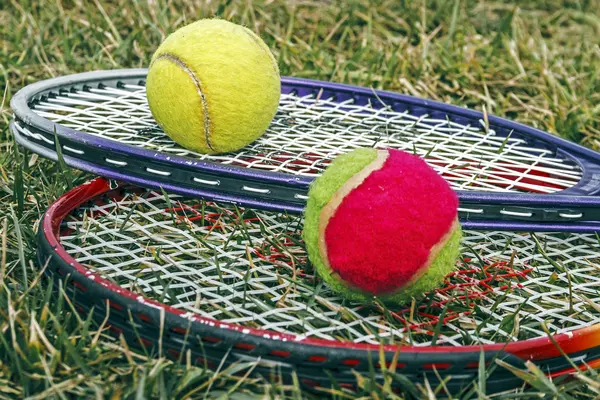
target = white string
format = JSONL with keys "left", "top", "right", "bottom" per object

{"left": 32, "top": 83, "right": 581, "bottom": 193}
{"left": 59, "top": 190, "right": 600, "bottom": 347}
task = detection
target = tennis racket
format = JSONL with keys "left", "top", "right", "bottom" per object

{"left": 11, "top": 69, "right": 600, "bottom": 232}
{"left": 39, "top": 177, "right": 600, "bottom": 394}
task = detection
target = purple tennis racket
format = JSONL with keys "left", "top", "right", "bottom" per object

{"left": 9, "top": 69, "right": 600, "bottom": 232}
{"left": 39, "top": 178, "right": 600, "bottom": 394}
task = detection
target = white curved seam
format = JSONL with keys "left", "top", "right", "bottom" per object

{"left": 153, "top": 53, "right": 214, "bottom": 151}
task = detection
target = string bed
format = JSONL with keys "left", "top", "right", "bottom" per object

{"left": 59, "top": 188, "right": 600, "bottom": 347}
{"left": 32, "top": 83, "right": 581, "bottom": 193}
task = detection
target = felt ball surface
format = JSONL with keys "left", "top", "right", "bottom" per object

{"left": 303, "top": 148, "right": 462, "bottom": 304}
{"left": 146, "top": 19, "right": 280, "bottom": 154}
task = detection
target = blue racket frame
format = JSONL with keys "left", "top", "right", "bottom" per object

{"left": 10, "top": 69, "right": 600, "bottom": 232}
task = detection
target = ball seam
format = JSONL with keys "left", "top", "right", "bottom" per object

{"left": 152, "top": 52, "right": 215, "bottom": 152}
{"left": 317, "top": 150, "right": 388, "bottom": 288}
{"left": 382, "top": 219, "right": 461, "bottom": 298}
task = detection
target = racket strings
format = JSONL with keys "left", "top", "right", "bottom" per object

{"left": 58, "top": 188, "right": 600, "bottom": 347}
{"left": 31, "top": 82, "right": 581, "bottom": 194}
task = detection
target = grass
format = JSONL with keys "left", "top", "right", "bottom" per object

{"left": 1, "top": 0, "right": 600, "bottom": 398}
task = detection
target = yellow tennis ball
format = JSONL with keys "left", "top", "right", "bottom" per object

{"left": 146, "top": 19, "right": 280, "bottom": 154}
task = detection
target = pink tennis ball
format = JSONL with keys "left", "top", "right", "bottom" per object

{"left": 303, "top": 148, "right": 462, "bottom": 304}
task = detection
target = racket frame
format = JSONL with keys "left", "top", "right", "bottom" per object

{"left": 11, "top": 69, "right": 600, "bottom": 231}
{"left": 38, "top": 177, "right": 600, "bottom": 392}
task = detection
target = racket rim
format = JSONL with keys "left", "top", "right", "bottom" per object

{"left": 14, "top": 120, "right": 600, "bottom": 232}
{"left": 39, "top": 176, "right": 600, "bottom": 367}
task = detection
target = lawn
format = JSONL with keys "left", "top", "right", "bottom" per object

{"left": 1, "top": 0, "right": 600, "bottom": 398}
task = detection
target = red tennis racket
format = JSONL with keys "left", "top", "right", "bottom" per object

{"left": 38, "top": 177, "right": 600, "bottom": 394}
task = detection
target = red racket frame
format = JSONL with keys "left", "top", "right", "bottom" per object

{"left": 38, "top": 177, "right": 600, "bottom": 393}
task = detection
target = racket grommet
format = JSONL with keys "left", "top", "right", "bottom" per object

{"left": 422, "top": 363, "right": 451, "bottom": 370}
{"left": 234, "top": 343, "right": 255, "bottom": 351}
{"left": 300, "top": 378, "right": 319, "bottom": 388}
{"left": 202, "top": 336, "right": 221, "bottom": 344}
{"left": 341, "top": 359, "right": 360, "bottom": 366}
{"left": 270, "top": 350, "right": 291, "bottom": 358}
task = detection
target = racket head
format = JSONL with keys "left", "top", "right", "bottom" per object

{"left": 39, "top": 177, "right": 600, "bottom": 393}
{"left": 11, "top": 69, "right": 600, "bottom": 231}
